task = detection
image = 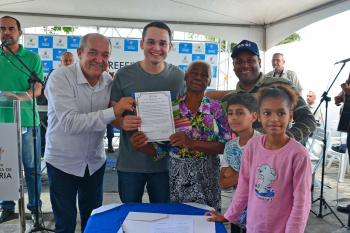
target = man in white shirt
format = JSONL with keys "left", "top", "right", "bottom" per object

{"left": 306, "top": 91, "right": 322, "bottom": 126}
{"left": 44, "top": 33, "right": 136, "bottom": 232}
{"left": 266, "top": 53, "right": 303, "bottom": 95}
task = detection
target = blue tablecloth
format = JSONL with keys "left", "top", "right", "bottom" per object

{"left": 85, "top": 203, "right": 227, "bottom": 233}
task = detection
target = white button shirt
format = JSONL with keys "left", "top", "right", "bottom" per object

{"left": 44, "top": 62, "right": 115, "bottom": 177}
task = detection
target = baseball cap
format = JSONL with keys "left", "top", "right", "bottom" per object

{"left": 231, "top": 40, "right": 260, "bottom": 59}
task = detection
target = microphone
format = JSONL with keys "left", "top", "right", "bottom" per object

{"left": 272, "top": 65, "right": 277, "bottom": 76}
{"left": 1, "top": 39, "right": 9, "bottom": 47}
{"left": 334, "top": 58, "right": 350, "bottom": 65}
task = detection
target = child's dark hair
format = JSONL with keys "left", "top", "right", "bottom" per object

{"left": 256, "top": 84, "right": 298, "bottom": 111}
{"left": 226, "top": 92, "right": 257, "bottom": 113}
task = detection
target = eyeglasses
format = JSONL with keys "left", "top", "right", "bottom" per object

{"left": 272, "top": 59, "right": 283, "bottom": 63}
{"left": 0, "top": 27, "right": 16, "bottom": 32}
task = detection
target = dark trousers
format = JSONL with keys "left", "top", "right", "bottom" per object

{"left": 47, "top": 162, "right": 105, "bottom": 233}
{"left": 117, "top": 170, "right": 170, "bottom": 203}
{"left": 231, "top": 223, "right": 246, "bottom": 233}
{"left": 347, "top": 129, "right": 350, "bottom": 164}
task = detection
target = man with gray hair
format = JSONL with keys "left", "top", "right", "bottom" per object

{"left": 306, "top": 91, "right": 322, "bottom": 126}
{"left": 266, "top": 53, "right": 303, "bottom": 95}
{"left": 60, "top": 51, "right": 75, "bottom": 66}
{"left": 44, "top": 33, "right": 136, "bottom": 232}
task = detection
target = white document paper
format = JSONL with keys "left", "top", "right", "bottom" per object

{"left": 117, "top": 212, "right": 215, "bottom": 233}
{"left": 135, "top": 91, "right": 175, "bottom": 142}
{"left": 150, "top": 218, "right": 193, "bottom": 233}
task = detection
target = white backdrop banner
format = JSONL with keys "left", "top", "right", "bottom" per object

{"left": 0, "top": 123, "right": 19, "bottom": 200}
{"left": 23, "top": 35, "right": 219, "bottom": 89}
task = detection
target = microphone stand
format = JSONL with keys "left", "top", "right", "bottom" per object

{"left": 1, "top": 44, "right": 53, "bottom": 232}
{"left": 311, "top": 62, "right": 346, "bottom": 228}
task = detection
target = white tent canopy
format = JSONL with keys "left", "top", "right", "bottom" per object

{"left": 1, "top": 0, "right": 350, "bottom": 51}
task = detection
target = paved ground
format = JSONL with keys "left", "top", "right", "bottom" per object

{"left": 1, "top": 149, "right": 350, "bottom": 232}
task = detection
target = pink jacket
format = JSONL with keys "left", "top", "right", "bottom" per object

{"left": 224, "top": 135, "right": 312, "bottom": 233}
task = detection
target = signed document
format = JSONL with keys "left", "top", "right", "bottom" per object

{"left": 135, "top": 91, "right": 175, "bottom": 142}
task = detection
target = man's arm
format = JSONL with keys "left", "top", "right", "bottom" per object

{"left": 27, "top": 82, "right": 42, "bottom": 99}
{"left": 205, "top": 90, "right": 232, "bottom": 101}
{"left": 47, "top": 71, "right": 135, "bottom": 135}
{"left": 287, "top": 94, "right": 316, "bottom": 141}
{"left": 109, "top": 100, "right": 141, "bottom": 131}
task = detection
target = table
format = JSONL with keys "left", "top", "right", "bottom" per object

{"left": 85, "top": 203, "right": 227, "bottom": 233}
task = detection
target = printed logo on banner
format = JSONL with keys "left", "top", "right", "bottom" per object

{"left": 171, "top": 42, "right": 178, "bottom": 52}
{"left": 0, "top": 146, "right": 13, "bottom": 178}
{"left": 205, "top": 43, "right": 218, "bottom": 55}
{"left": 25, "top": 36, "right": 37, "bottom": 47}
{"left": 212, "top": 66, "right": 217, "bottom": 78}
{"left": 192, "top": 54, "right": 205, "bottom": 61}
{"left": 42, "top": 61, "right": 53, "bottom": 73}
{"left": 124, "top": 40, "right": 138, "bottom": 52}
{"left": 179, "top": 43, "right": 192, "bottom": 54}
{"left": 25, "top": 48, "right": 38, "bottom": 53}
{"left": 114, "top": 40, "right": 122, "bottom": 49}
{"left": 40, "top": 50, "right": 51, "bottom": 60}
{"left": 178, "top": 65, "right": 188, "bottom": 72}
{"left": 38, "top": 36, "right": 53, "bottom": 48}
{"left": 67, "top": 37, "right": 81, "bottom": 49}
{"left": 54, "top": 37, "right": 67, "bottom": 48}
{"left": 0, "top": 146, "right": 5, "bottom": 168}
{"left": 53, "top": 49, "right": 67, "bottom": 61}
{"left": 181, "top": 55, "right": 190, "bottom": 63}
{"left": 208, "top": 56, "right": 215, "bottom": 64}
{"left": 194, "top": 44, "right": 203, "bottom": 53}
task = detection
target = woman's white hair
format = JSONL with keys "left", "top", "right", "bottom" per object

{"left": 186, "top": 60, "right": 213, "bottom": 81}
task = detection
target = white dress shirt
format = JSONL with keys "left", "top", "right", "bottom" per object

{"left": 44, "top": 62, "right": 115, "bottom": 177}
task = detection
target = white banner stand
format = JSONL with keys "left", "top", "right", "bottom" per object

{"left": 0, "top": 92, "right": 33, "bottom": 233}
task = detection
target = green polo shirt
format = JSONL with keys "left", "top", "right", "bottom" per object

{"left": 0, "top": 44, "right": 44, "bottom": 126}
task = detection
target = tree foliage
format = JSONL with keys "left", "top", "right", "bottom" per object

{"left": 187, "top": 33, "right": 236, "bottom": 52}
{"left": 277, "top": 33, "right": 301, "bottom": 46}
{"left": 48, "top": 26, "right": 78, "bottom": 34}
{"left": 188, "top": 32, "right": 301, "bottom": 52}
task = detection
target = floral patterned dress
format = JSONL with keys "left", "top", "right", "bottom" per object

{"left": 155, "top": 95, "right": 231, "bottom": 211}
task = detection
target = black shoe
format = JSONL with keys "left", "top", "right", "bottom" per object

{"left": 107, "top": 147, "right": 115, "bottom": 153}
{"left": 31, "top": 208, "right": 43, "bottom": 225}
{"left": 0, "top": 207, "right": 14, "bottom": 223}
{"left": 337, "top": 205, "right": 350, "bottom": 213}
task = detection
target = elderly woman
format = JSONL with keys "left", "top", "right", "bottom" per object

{"left": 131, "top": 60, "right": 231, "bottom": 211}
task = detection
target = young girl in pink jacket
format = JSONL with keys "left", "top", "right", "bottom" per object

{"left": 206, "top": 84, "right": 312, "bottom": 233}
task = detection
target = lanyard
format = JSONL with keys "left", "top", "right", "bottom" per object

{"left": 273, "top": 68, "right": 284, "bottom": 77}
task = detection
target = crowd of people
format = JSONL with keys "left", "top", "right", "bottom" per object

{"left": 1, "top": 15, "right": 348, "bottom": 233}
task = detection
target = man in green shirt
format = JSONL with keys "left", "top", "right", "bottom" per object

{"left": 0, "top": 16, "right": 44, "bottom": 225}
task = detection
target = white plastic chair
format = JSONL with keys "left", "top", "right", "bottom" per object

{"left": 324, "top": 120, "right": 349, "bottom": 182}
{"left": 307, "top": 127, "right": 329, "bottom": 161}
{"left": 308, "top": 127, "right": 330, "bottom": 201}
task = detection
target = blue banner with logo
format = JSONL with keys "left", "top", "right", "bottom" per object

{"left": 67, "top": 37, "right": 81, "bottom": 49}
{"left": 124, "top": 40, "right": 138, "bottom": 52}
{"left": 179, "top": 43, "right": 192, "bottom": 54}
{"left": 213, "top": 66, "right": 217, "bottom": 78}
{"left": 42, "top": 61, "right": 53, "bottom": 73}
{"left": 25, "top": 47, "right": 38, "bottom": 53}
{"left": 38, "top": 36, "right": 53, "bottom": 48}
{"left": 178, "top": 65, "right": 188, "bottom": 72}
{"left": 53, "top": 49, "right": 67, "bottom": 61}
{"left": 205, "top": 43, "right": 218, "bottom": 55}
{"left": 192, "top": 54, "right": 205, "bottom": 61}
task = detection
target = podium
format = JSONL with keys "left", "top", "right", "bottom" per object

{"left": 0, "top": 91, "right": 34, "bottom": 233}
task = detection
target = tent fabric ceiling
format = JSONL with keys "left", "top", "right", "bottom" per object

{"left": 0, "top": 0, "right": 349, "bottom": 50}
